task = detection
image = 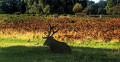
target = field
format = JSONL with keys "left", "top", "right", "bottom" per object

{"left": 0, "top": 14, "right": 120, "bottom": 62}
{"left": 0, "top": 38, "right": 120, "bottom": 62}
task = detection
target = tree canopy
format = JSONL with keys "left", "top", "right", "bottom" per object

{"left": 73, "top": 3, "right": 83, "bottom": 13}
{"left": 0, "top": 0, "right": 87, "bottom": 14}
{"left": 0, "top": 0, "right": 119, "bottom": 15}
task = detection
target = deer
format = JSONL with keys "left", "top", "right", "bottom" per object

{"left": 42, "top": 24, "right": 72, "bottom": 54}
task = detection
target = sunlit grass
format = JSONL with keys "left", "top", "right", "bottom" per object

{"left": 0, "top": 37, "right": 120, "bottom": 49}
{"left": 0, "top": 34, "right": 120, "bottom": 62}
{"left": 0, "top": 29, "right": 120, "bottom": 49}
{"left": 0, "top": 38, "right": 45, "bottom": 47}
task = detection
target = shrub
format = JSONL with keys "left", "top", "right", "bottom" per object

{"left": 14, "top": 12, "right": 21, "bottom": 15}
{"left": 82, "top": 5, "right": 93, "bottom": 15}
{"left": 112, "top": 3, "right": 120, "bottom": 15}
{"left": 73, "top": 3, "right": 83, "bottom": 13}
{"left": 75, "top": 13, "right": 86, "bottom": 17}
{"left": 43, "top": 5, "right": 50, "bottom": 14}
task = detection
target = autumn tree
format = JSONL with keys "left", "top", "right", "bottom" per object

{"left": 73, "top": 3, "right": 83, "bottom": 13}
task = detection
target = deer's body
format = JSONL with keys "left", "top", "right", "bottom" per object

{"left": 43, "top": 24, "right": 72, "bottom": 54}
{"left": 44, "top": 37, "right": 72, "bottom": 53}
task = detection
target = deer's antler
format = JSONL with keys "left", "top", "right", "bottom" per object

{"left": 51, "top": 24, "right": 59, "bottom": 36}
{"left": 42, "top": 24, "right": 59, "bottom": 39}
{"left": 42, "top": 24, "right": 52, "bottom": 39}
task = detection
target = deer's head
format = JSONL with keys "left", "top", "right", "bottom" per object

{"left": 42, "top": 24, "right": 59, "bottom": 46}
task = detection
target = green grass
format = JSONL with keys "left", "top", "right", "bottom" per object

{"left": 0, "top": 38, "right": 120, "bottom": 62}
{"left": 69, "top": 41, "right": 120, "bottom": 49}
{"left": 0, "top": 38, "right": 45, "bottom": 47}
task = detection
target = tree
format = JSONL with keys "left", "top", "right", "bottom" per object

{"left": 25, "top": 0, "right": 45, "bottom": 14}
{"left": 28, "top": 1, "right": 39, "bottom": 14}
{"left": 0, "top": 0, "right": 26, "bottom": 14}
{"left": 92, "top": 3, "right": 98, "bottom": 14}
{"left": 105, "top": 0, "right": 114, "bottom": 14}
{"left": 105, "top": 0, "right": 120, "bottom": 14}
{"left": 113, "top": 3, "right": 120, "bottom": 15}
{"left": 87, "top": 0, "right": 95, "bottom": 5}
{"left": 0, "top": 9, "right": 3, "bottom": 14}
{"left": 0, "top": 0, "right": 17, "bottom": 14}
{"left": 89, "top": 0, "right": 107, "bottom": 15}
{"left": 43, "top": 5, "right": 50, "bottom": 14}
{"left": 97, "top": 0, "right": 107, "bottom": 14}
{"left": 46, "top": 0, "right": 66, "bottom": 14}
{"left": 64, "top": 0, "right": 74, "bottom": 14}
{"left": 73, "top": 3, "right": 83, "bottom": 13}
{"left": 16, "top": 0, "right": 26, "bottom": 13}
{"left": 0, "top": 0, "right": 88, "bottom": 14}
{"left": 74, "top": 0, "right": 87, "bottom": 9}
{"left": 82, "top": 5, "right": 93, "bottom": 15}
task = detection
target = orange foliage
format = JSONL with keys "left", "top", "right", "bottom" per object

{"left": 0, "top": 17, "right": 120, "bottom": 42}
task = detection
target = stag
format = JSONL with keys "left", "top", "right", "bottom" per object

{"left": 42, "top": 24, "right": 72, "bottom": 53}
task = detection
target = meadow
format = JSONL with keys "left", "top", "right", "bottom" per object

{"left": 0, "top": 14, "right": 120, "bottom": 62}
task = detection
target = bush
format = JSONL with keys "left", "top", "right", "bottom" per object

{"left": 75, "top": 13, "right": 86, "bottom": 17}
{"left": 112, "top": 3, "right": 120, "bottom": 15}
{"left": 43, "top": 5, "right": 50, "bottom": 14}
{"left": 73, "top": 3, "right": 83, "bottom": 13}
{"left": 82, "top": 5, "right": 93, "bottom": 15}
{"left": 14, "top": 12, "right": 21, "bottom": 15}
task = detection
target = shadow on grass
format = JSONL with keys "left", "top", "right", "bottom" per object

{"left": 0, "top": 46, "right": 120, "bottom": 62}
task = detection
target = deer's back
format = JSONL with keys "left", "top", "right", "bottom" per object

{"left": 49, "top": 41, "right": 72, "bottom": 53}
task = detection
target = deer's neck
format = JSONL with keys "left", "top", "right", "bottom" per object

{"left": 47, "top": 38, "right": 59, "bottom": 45}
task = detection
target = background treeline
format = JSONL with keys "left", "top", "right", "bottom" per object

{"left": 0, "top": 0, "right": 87, "bottom": 14}
{"left": 0, "top": 0, "right": 120, "bottom": 15}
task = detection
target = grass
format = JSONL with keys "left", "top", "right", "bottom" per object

{"left": 69, "top": 40, "right": 120, "bottom": 49}
{"left": 0, "top": 38, "right": 120, "bottom": 62}
{"left": 0, "top": 38, "right": 44, "bottom": 47}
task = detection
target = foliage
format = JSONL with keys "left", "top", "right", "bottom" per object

{"left": 87, "top": 0, "right": 95, "bottom": 5}
{"left": 112, "top": 3, "right": 120, "bottom": 15}
{"left": 82, "top": 5, "right": 93, "bottom": 15}
{"left": 26, "top": 0, "right": 43, "bottom": 14}
{"left": 91, "top": 0, "right": 107, "bottom": 15}
{"left": 0, "top": 0, "right": 26, "bottom": 14}
{"left": 97, "top": 0, "right": 107, "bottom": 14}
{"left": 73, "top": 3, "right": 83, "bottom": 13}
{"left": 105, "top": 0, "right": 120, "bottom": 14}
{"left": 0, "top": 0, "right": 120, "bottom": 15}
{"left": 0, "top": 0, "right": 88, "bottom": 14}
{"left": 43, "top": 5, "right": 50, "bottom": 14}
{"left": 0, "top": 15, "right": 120, "bottom": 42}
{"left": 75, "top": 12, "right": 86, "bottom": 17}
